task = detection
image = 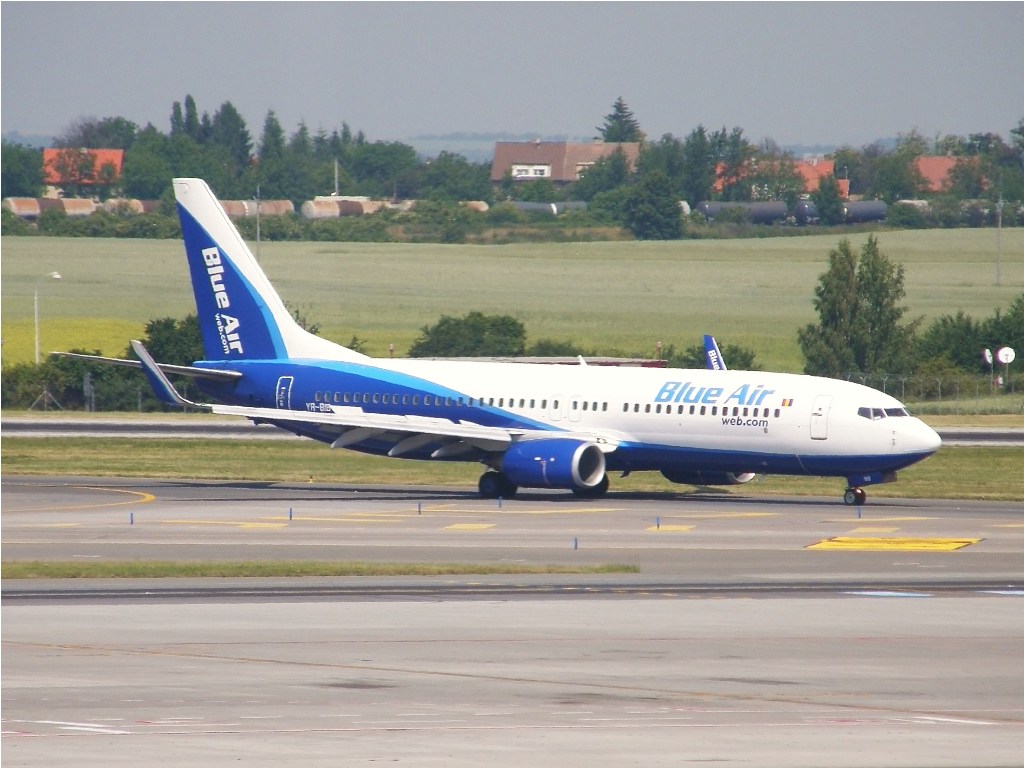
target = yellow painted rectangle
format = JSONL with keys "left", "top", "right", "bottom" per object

{"left": 672, "top": 512, "right": 777, "bottom": 519}
{"left": 807, "top": 537, "right": 981, "bottom": 552}
{"left": 266, "top": 516, "right": 401, "bottom": 524}
{"left": 647, "top": 524, "right": 695, "bottom": 532}
{"left": 445, "top": 523, "right": 496, "bottom": 531}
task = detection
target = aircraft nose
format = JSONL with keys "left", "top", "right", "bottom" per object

{"left": 915, "top": 420, "right": 942, "bottom": 454}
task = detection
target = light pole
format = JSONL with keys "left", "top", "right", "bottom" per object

{"left": 995, "top": 195, "right": 1004, "bottom": 286}
{"left": 34, "top": 271, "right": 61, "bottom": 363}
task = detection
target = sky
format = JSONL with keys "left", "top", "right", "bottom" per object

{"left": 3, "top": 1, "right": 1023, "bottom": 152}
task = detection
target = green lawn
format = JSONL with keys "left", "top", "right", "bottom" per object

{"left": 3, "top": 229, "right": 1021, "bottom": 370}
{"left": 2, "top": 437, "right": 1021, "bottom": 502}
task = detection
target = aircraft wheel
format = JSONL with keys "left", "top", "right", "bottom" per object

{"left": 573, "top": 474, "right": 610, "bottom": 499}
{"left": 479, "top": 471, "right": 517, "bottom": 500}
{"left": 843, "top": 487, "right": 867, "bottom": 506}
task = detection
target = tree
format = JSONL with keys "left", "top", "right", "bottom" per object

{"left": 46, "top": 147, "right": 98, "bottom": 197}
{"left": 208, "top": 101, "right": 253, "bottom": 171}
{"left": 1, "top": 141, "right": 44, "bottom": 197}
{"left": 574, "top": 148, "right": 631, "bottom": 202}
{"left": 54, "top": 116, "right": 138, "bottom": 150}
{"left": 662, "top": 342, "right": 759, "bottom": 370}
{"left": 346, "top": 140, "right": 419, "bottom": 198}
{"left": 865, "top": 149, "right": 926, "bottom": 202}
{"left": 622, "top": 170, "right": 682, "bottom": 240}
{"left": 419, "top": 152, "right": 491, "bottom": 202}
{"left": 679, "top": 125, "right": 717, "bottom": 206}
{"left": 715, "top": 127, "right": 756, "bottom": 201}
{"left": 408, "top": 312, "right": 526, "bottom": 357}
{"left": 748, "top": 142, "right": 804, "bottom": 208}
{"left": 131, "top": 315, "right": 203, "bottom": 366}
{"left": 597, "top": 97, "right": 643, "bottom": 143}
{"left": 811, "top": 174, "right": 844, "bottom": 225}
{"left": 635, "top": 134, "right": 687, "bottom": 203}
{"left": 798, "top": 236, "right": 918, "bottom": 377}
{"left": 916, "top": 311, "right": 983, "bottom": 371}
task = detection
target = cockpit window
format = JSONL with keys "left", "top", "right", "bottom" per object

{"left": 858, "top": 407, "right": 887, "bottom": 420}
{"left": 884, "top": 407, "right": 909, "bottom": 417}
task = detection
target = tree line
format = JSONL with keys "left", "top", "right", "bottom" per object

{"left": 3, "top": 236, "right": 1021, "bottom": 412}
{"left": 3, "top": 97, "right": 1022, "bottom": 241}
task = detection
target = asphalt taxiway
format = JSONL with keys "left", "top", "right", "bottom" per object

{"left": 3, "top": 476, "right": 1023, "bottom": 767}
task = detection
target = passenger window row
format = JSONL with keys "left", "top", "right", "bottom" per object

{"left": 311, "top": 390, "right": 786, "bottom": 420}
{"left": 311, "top": 391, "right": 611, "bottom": 413}
{"left": 623, "top": 402, "right": 782, "bottom": 418}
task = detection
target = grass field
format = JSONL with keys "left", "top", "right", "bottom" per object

{"left": 3, "top": 229, "right": 1022, "bottom": 371}
{"left": 2, "top": 437, "right": 1021, "bottom": 502}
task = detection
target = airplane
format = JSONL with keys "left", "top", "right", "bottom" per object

{"left": 72, "top": 178, "right": 942, "bottom": 505}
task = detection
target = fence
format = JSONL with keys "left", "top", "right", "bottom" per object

{"left": 846, "top": 373, "right": 1023, "bottom": 415}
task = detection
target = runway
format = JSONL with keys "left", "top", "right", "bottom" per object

{"left": 3, "top": 476, "right": 1023, "bottom": 766}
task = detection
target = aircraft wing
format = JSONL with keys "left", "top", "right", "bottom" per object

{"left": 212, "top": 402, "right": 620, "bottom": 455}
{"left": 129, "top": 340, "right": 621, "bottom": 456}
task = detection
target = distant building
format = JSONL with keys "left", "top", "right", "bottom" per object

{"left": 793, "top": 158, "right": 851, "bottom": 198}
{"left": 42, "top": 148, "right": 124, "bottom": 196}
{"left": 490, "top": 141, "right": 641, "bottom": 185}
{"left": 913, "top": 156, "right": 963, "bottom": 194}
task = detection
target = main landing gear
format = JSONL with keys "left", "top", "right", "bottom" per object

{"left": 843, "top": 487, "right": 867, "bottom": 506}
{"left": 478, "top": 471, "right": 518, "bottom": 499}
{"left": 477, "top": 471, "right": 611, "bottom": 499}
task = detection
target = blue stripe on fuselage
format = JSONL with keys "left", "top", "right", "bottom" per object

{"left": 605, "top": 440, "right": 934, "bottom": 478}
{"left": 192, "top": 358, "right": 562, "bottom": 433}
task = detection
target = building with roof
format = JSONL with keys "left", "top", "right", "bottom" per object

{"left": 42, "top": 148, "right": 124, "bottom": 196}
{"left": 913, "top": 155, "right": 963, "bottom": 194}
{"left": 490, "top": 141, "right": 641, "bottom": 185}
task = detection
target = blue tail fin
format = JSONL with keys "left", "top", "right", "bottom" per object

{"left": 173, "top": 178, "right": 365, "bottom": 363}
{"left": 703, "top": 335, "right": 727, "bottom": 371}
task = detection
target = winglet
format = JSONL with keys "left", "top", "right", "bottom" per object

{"left": 131, "top": 340, "right": 206, "bottom": 409}
{"left": 703, "top": 335, "right": 727, "bottom": 371}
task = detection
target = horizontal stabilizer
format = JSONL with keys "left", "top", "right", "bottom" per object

{"left": 51, "top": 351, "right": 241, "bottom": 382}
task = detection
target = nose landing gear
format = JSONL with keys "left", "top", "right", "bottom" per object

{"left": 843, "top": 487, "right": 867, "bottom": 506}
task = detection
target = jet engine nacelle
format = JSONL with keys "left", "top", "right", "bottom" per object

{"left": 661, "top": 469, "right": 756, "bottom": 486}
{"left": 500, "top": 438, "right": 607, "bottom": 490}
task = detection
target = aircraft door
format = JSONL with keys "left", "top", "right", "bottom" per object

{"left": 276, "top": 376, "right": 294, "bottom": 409}
{"left": 568, "top": 395, "right": 582, "bottom": 422}
{"left": 810, "top": 395, "right": 831, "bottom": 439}
{"left": 549, "top": 395, "right": 564, "bottom": 421}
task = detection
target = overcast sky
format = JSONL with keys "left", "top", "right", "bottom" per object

{"left": 3, "top": 1, "right": 1022, "bottom": 150}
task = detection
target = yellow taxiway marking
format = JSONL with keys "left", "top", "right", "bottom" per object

{"left": 668, "top": 512, "right": 777, "bottom": 520}
{"left": 265, "top": 516, "right": 402, "bottom": 524}
{"left": 445, "top": 523, "right": 496, "bottom": 531}
{"left": 6, "top": 485, "right": 156, "bottom": 514}
{"left": 851, "top": 526, "right": 900, "bottom": 533}
{"left": 824, "top": 516, "right": 933, "bottom": 523}
{"left": 647, "top": 524, "right": 695, "bottom": 532}
{"left": 424, "top": 507, "right": 623, "bottom": 515}
{"left": 807, "top": 537, "right": 981, "bottom": 552}
{"left": 161, "top": 520, "right": 287, "bottom": 529}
